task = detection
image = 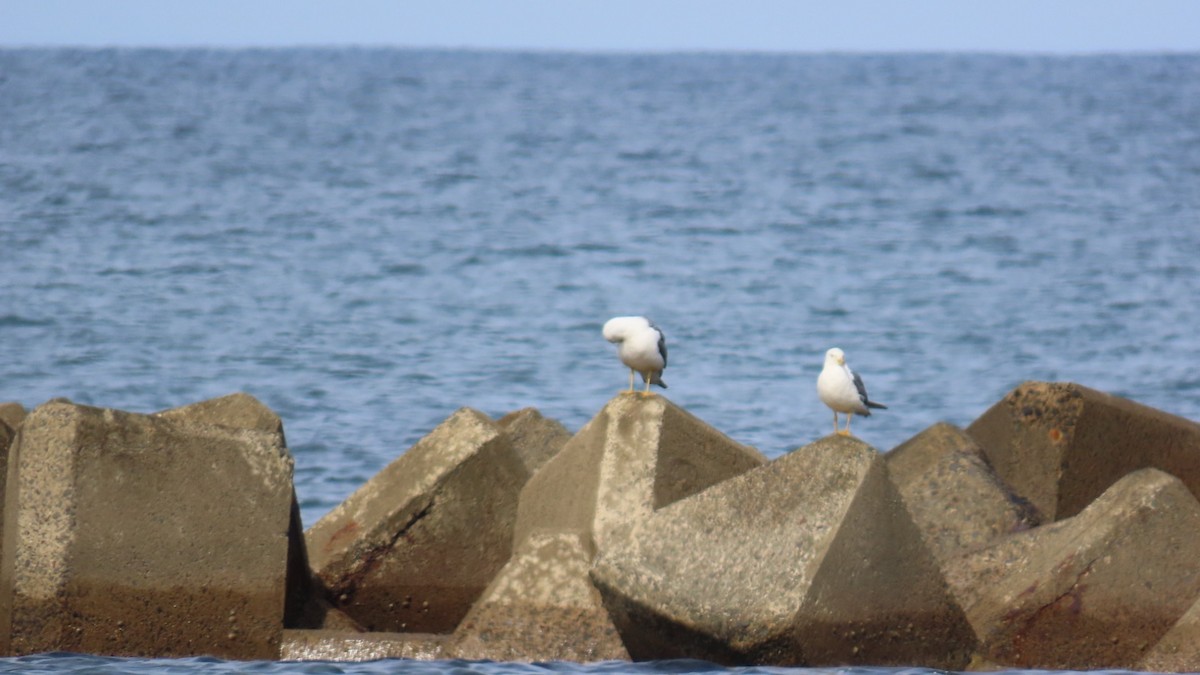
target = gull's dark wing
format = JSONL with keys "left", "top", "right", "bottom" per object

{"left": 852, "top": 371, "right": 870, "bottom": 404}
{"left": 854, "top": 369, "right": 887, "bottom": 409}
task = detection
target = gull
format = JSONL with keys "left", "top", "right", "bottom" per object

{"left": 817, "top": 347, "right": 887, "bottom": 436}
{"left": 602, "top": 316, "right": 667, "bottom": 396}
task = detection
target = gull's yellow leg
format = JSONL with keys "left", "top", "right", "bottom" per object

{"left": 640, "top": 372, "right": 654, "bottom": 397}
{"left": 832, "top": 411, "right": 840, "bottom": 435}
{"left": 840, "top": 413, "right": 854, "bottom": 437}
{"left": 627, "top": 369, "right": 635, "bottom": 394}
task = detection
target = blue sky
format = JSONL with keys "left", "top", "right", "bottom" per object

{"left": 2, "top": 0, "right": 1198, "bottom": 52}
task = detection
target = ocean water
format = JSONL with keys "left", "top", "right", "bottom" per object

{"left": 1, "top": 48, "right": 1198, "bottom": 673}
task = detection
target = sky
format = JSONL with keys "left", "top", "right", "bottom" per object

{"left": 1, "top": 0, "right": 1199, "bottom": 53}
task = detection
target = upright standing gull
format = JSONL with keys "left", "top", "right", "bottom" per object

{"left": 817, "top": 347, "right": 887, "bottom": 436}
{"left": 602, "top": 316, "right": 668, "bottom": 396}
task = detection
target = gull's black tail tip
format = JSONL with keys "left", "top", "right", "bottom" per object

{"left": 651, "top": 372, "right": 667, "bottom": 389}
{"left": 867, "top": 401, "right": 887, "bottom": 410}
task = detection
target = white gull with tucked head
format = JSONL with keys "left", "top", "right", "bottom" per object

{"left": 817, "top": 347, "right": 887, "bottom": 436}
{"left": 603, "top": 316, "right": 667, "bottom": 396}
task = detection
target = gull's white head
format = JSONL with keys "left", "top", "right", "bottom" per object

{"left": 603, "top": 316, "right": 650, "bottom": 343}
{"left": 825, "top": 347, "right": 846, "bottom": 366}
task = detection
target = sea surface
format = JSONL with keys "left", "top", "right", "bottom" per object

{"left": 1, "top": 48, "right": 1198, "bottom": 674}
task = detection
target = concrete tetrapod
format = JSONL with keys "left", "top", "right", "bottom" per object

{"left": 453, "top": 393, "right": 766, "bottom": 663}
{"left": 590, "top": 434, "right": 975, "bottom": 668}
{"left": 446, "top": 532, "right": 629, "bottom": 662}
{"left": 0, "top": 415, "right": 12, "bottom": 568}
{"left": 155, "top": 393, "right": 363, "bottom": 633}
{"left": 513, "top": 393, "right": 767, "bottom": 553}
{"left": 304, "top": 407, "right": 567, "bottom": 634}
{"left": 0, "top": 401, "right": 23, "bottom": 565}
{"left": 951, "top": 468, "right": 1200, "bottom": 669}
{"left": 0, "top": 402, "right": 25, "bottom": 433}
{"left": 1140, "top": 593, "right": 1200, "bottom": 672}
{"left": 967, "top": 381, "right": 1200, "bottom": 521}
{"left": 886, "top": 422, "right": 1040, "bottom": 569}
{"left": 0, "top": 397, "right": 295, "bottom": 659}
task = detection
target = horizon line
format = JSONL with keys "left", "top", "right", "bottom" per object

{"left": 2, "top": 43, "right": 1198, "bottom": 57}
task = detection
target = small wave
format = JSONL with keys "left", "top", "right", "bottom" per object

{"left": 644, "top": 206, "right": 708, "bottom": 220}
{"left": 503, "top": 244, "right": 571, "bottom": 258}
{"left": 0, "top": 314, "right": 55, "bottom": 328}
{"left": 172, "top": 122, "right": 200, "bottom": 138}
{"left": 425, "top": 173, "right": 479, "bottom": 189}
{"left": 909, "top": 165, "right": 958, "bottom": 182}
{"left": 165, "top": 263, "right": 224, "bottom": 275}
{"left": 54, "top": 351, "right": 105, "bottom": 367}
{"left": 70, "top": 140, "right": 124, "bottom": 154}
{"left": 607, "top": 258, "right": 646, "bottom": 269}
{"left": 962, "top": 233, "right": 1019, "bottom": 254}
{"left": 382, "top": 263, "right": 427, "bottom": 276}
{"left": 573, "top": 242, "right": 620, "bottom": 253}
{"left": 617, "top": 149, "right": 670, "bottom": 162}
{"left": 936, "top": 268, "right": 985, "bottom": 284}
{"left": 172, "top": 226, "right": 255, "bottom": 243}
{"left": 810, "top": 307, "right": 849, "bottom": 318}
{"left": 964, "top": 205, "right": 1027, "bottom": 218}
{"left": 97, "top": 266, "right": 149, "bottom": 277}
{"left": 673, "top": 225, "right": 741, "bottom": 236}
{"left": 1107, "top": 300, "right": 1143, "bottom": 311}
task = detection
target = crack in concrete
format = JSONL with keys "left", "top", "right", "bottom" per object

{"left": 334, "top": 496, "right": 437, "bottom": 600}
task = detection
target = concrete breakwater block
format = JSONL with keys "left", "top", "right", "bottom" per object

{"left": 952, "top": 468, "right": 1200, "bottom": 670}
{"left": 153, "top": 394, "right": 357, "bottom": 633}
{"left": 497, "top": 408, "right": 573, "bottom": 477}
{"left": 280, "top": 629, "right": 446, "bottom": 662}
{"left": 0, "top": 419, "right": 12, "bottom": 452}
{"left": 886, "top": 422, "right": 1040, "bottom": 568}
{"left": 967, "top": 381, "right": 1200, "bottom": 521}
{"left": 0, "top": 396, "right": 295, "bottom": 659}
{"left": 513, "top": 394, "right": 766, "bottom": 554}
{"left": 0, "top": 407, "right": 16, "bottom": 571}
{"left": 155, "top": 392, "right": 284, "bottom": 435}
{"left": 0, "top": 403, "right": 25, "bottom": 432}
{"left": 304, "top": 407, "right": 568, "bottom": 634}
{"left": 445, "top": 531, "right": 629, "bottom": 662}
{"left": 441, "top": 394, "right": 763, "bottom": 663}
{"left": 1140, "top": 593, "right": 1200, "bottom": 672}
{"left": 0, "top": 402, "right": 22, "bottom": 540}
{"left": 590, "top": 434, "right": 975, "bottom": 668}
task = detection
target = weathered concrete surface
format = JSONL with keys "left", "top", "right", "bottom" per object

{"left": 887, "top": 422, "right": 1040, "bottom": 567}
{"left": 281, "top": 629, "right": 445, "bottom": 661}
{"left": 446, "top": 532, "right": 629, "bottom": 663}
{"left": 0, "top": 417, "right": 12, "bottom": 569}
{"left": 1140, "top": 593, "right": 1200, "bottom": 672}
{"left": 496, "top": 407, "right": 572, "bottom": 477}
{"left": 0, "top": 397, "right": 295, "bottom": 659}
{"left": 967, "top": 381, "right": 1200, "bottom": 521}
{"left": 433, "top": 395, "right": 759, "bottom": 663}
{"left": 305, "top": 407, "right": 546, "bottom": 634}
{"left": 0, "top": 401, "right": 21, "bottom": 532}
{"left": 0, "top": 402, "right": 25, "bottom": 432}
{"left": 280, "top": 496, "right": 366, "bottom": 633}
{"left": 155, "top": 392, "right": 284, "bottom": 436}
{"left": 952, "top": 468, "right": 1200, "bottom": 670}
{"left": 154, "top": 393, "right": 346, "bottom": 632}
{"left": 513, "top": 394, "right": 766, "bottom": 554}
{"left": 591, "top": 434, "right": 975, "bottom": 668}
